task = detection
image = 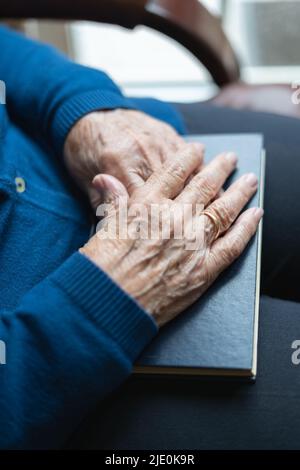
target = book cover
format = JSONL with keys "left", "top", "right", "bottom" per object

{"left": 135, "top": 134, "right": 265, "bottom": 379}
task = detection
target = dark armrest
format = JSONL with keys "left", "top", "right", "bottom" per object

{"left": 0, "top": 0, "right": 240, "bottom": 86}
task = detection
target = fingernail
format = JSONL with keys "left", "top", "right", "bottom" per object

{"left": 254, "top": 207, "right": 264, "bottom": 218}
{"left": 244, "top": 173, "right": 258, "bottom": 187}
{"left": 225, "top": 152, "right": 238, "bottom": 165}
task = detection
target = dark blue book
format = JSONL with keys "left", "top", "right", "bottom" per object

{"left": 135, "top": 134, "right": 265, "bottom": 379}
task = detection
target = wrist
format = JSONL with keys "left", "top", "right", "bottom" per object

{"left": 79, "top": 236, "right": 161, "bottom": 326}
{"left": 53, "top": 88, "right": 136, "bottom": 154}
{"left": 63, "top": 112, "right": 106, "bottom": 190}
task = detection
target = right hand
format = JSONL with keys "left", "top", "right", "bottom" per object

{"left": 81, "top": 144, "right": 263, "bottom": 328}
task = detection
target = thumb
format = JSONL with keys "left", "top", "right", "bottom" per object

{"left": 89, "top": 174, "right": 129, "bottom": 210}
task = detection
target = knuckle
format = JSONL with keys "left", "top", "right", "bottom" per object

{"left": 206, "top": 252, "right": 220, "bottom": 282}
{"left": 240, "top": 220, "right": 253, "bottom": 239}
{"left": 168, "top": 163, "right": 186, "bottom": 183}
{"left": 150, "top": 171, "right": 162, "bottom": 187}
{"left": 218, "top": 236, "right": 242, "bottom": 266}
{"left": 150, "top": 172, "right": 175, "bottom": 198}
{"left": 228, "top": 237, "right": 242, "bottom": 260}
{"left": 197, "top": 175, "right": 218, "bottom": 200}
{"left": 180, "top": 146, "right": 200, "bottom": 164}
{"left": 187, "top": 179, "right": 202, "bottom": 198}
{"left": 238, "top": 183, "right": 252, "bottom": 200}
{"left": 218, "top": 244, "right": 234, "bottom": 267}
{"left": 162, "top": 179, "right": 175, "bottom": 196}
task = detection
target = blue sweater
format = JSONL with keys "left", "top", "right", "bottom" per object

{"left": 0, "top": 26, "right": 185, "bottom": 449}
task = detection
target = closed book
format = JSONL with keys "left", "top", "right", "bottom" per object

{"left": 135, "top": 134, "right": 265, "bottom": 379}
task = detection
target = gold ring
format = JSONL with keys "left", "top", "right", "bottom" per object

{"left": 201, "top": 210, "right": 221, "bottom": 241}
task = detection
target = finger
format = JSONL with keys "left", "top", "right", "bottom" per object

{"left": 203, "top": 172, "right": 258, "bottom": 243}
{"left": 162, "top": 129, "right": 186, "bottom": 154}
{"left": 92, "top": 174, "right": 129, "bottom": 206}
{"left": 141, "top": 143, "right": 204, "bottom": 200}
{"left": 207, "top": 207, "right": 263, "bottom": 276}
{"left": 176, "top": 152, "right": 237, "bottom": 205}
{"left": 212, "top": 187, "right": 225, "bottom": 202}
{"left": 125, "top": 172, "right": 145, "bottom": 195}
{"left": 150, "top": 119, "right": 185, "bottom": 153}
{"left": 154, "top": 138, "right": 183, "bottom": 165}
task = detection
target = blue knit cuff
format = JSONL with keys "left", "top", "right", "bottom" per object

{"left": 50, "top": 252, "right": 158, "bottom": 362}
{"left": 51, "top": 90, "right": 187, "bottom": 155}
{"left": 51, "top": 89, "right": 137, "bottom": 155}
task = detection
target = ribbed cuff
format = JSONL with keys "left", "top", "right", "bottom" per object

{"left": 51, "top": 89, "right": 187, "bottom": 155}
{"left": 50, "top": 252, "right": 158, "bottom": 362}
{"left": 51, "top": 89, "right": 137, "bottom": 155}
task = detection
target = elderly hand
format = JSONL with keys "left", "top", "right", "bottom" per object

{"left": 80, "top": 145, "right": 263, "bottom": 328}
{"left": 64, "top": 109, "right": 186, "bottom": 208}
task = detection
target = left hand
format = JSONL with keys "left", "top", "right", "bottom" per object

{"left": 64, "top": 109, "right": 186, "bottom": 209}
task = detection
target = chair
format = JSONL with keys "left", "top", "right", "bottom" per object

{"left": 1, "top": 0, "right": 299, "bottom": 118}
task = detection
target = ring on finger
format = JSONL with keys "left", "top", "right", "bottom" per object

{"left": 201, "top": 209, "right": 221, "bottom": 242}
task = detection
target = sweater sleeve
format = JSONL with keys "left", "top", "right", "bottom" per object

{"left": 0, "top": 26, "right": 186, "bottom": 155}
{"left": 0, "top": 252, "right": 157, "bottom": 449}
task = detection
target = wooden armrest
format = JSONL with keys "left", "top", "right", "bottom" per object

{"left": 0, "top": 0, "right": 240, "bottom": 86}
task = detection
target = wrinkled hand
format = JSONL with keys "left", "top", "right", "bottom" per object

{"left": 81, "top": 145, "right": 263, "bottom": 328}
{"left": 64, "top": 109, "right": 186, "bottom": 208}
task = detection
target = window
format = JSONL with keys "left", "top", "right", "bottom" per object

{"left": 66, "top": 0, "right": 300, "bottom": 101}
{"left": 69, "top": 1, "right": 222, "bottom": 102}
